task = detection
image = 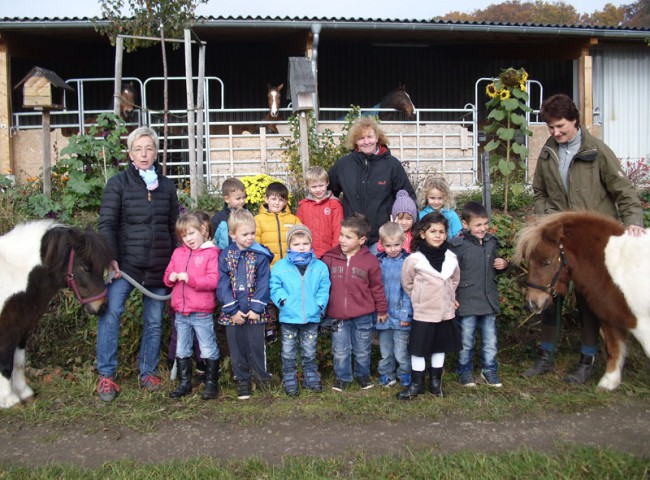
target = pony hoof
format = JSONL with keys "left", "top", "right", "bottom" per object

{"left": 597, "top": 375, "right": 620, "bottom": 391}
{"left": 0, "top": 393, "right": 22, "bottom": 409}
{"left": 16, "top": 386, "right": 34, "bottom": 401}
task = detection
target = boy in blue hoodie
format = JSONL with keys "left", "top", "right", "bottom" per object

{"left": 270, "top": 225, "right": 331, "bottom": 396}
{"left": 217, "top": 209, "right": 274, "bottom": 400}
{"left": 375, "top": 222, "right": 413, "bottom": 388}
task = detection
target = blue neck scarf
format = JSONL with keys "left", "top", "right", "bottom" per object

{"left": 137, "top": 165, "right": 159, "bottom": 191}
{"left": 287, "top": 249, "right": 313, "bottom": 266}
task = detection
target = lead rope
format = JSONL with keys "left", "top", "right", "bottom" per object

{"left": 106, "top": 270, "right": 172, "bottom": 301}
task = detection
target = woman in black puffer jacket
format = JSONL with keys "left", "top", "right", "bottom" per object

{"left": 96, "top": 126, "right": 179, "bottom": 402}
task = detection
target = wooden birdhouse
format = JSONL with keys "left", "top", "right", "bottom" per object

{"left": 15, "top": 66, "right": 73, "bottom": 110}
{"left": 288, "top": 57, "right": 317, "bottom": 112}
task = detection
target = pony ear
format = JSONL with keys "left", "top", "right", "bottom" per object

{"left": 541, "top": 220, "right": 564, "bottom": 246}
{"left": 277, "top": 83, "right": 284, "bottom": 91}
{"left": 267, "top": 83, "right": 272, "bottom": 90}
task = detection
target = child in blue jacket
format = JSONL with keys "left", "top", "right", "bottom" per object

{"left": 270, "top": 225, "right": 331, "bottom": 396}
{"left": 216, "top": 209, "right": 274, "bottom": 400}
{"left": 375, "top": 222, "right": 413, "bottom": 388}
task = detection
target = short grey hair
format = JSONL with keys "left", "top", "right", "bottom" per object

{"left": 127, "top": 126, "right": 160, "bottom": 152}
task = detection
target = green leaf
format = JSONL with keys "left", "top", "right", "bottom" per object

{"left": 502, "top": 98, "right": 519, "bottom": 111}
{"left": 498, "top": 159, "right": 516, "bottom": 176}
{"left": 496, "top": 127, "right": 516, "bottom": 141}
{"left": 484, "top": 139, "right": 501, "bottom": 152}
{"left": 511, "top": 89, "right": 529, "bottom": 102}
{"left": 487, "top": 109, "right": 506, "bottom": 121}
{"left": 510, "top": 113, "right": 525, "bottom": 125}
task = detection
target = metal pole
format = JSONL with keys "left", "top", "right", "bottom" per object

{"left": 481, "top": 150, "right": 492, "bottom": 218}
{"left": 184, "top": 29, "right": 197, "bottom": 204}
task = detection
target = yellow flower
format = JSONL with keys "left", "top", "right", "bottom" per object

{"left": 521, "top": 69, "right": 529, "bottom": 82}
{"left": 519, "top": 81, "right": 527, "bottom": 92}
{"left": 486, "top": 83, "right": 498, "bottom": 98}
{"left": 499, "top": 89, "right": 511, "bottom": 100}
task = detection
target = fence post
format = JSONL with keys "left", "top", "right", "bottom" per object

{"left": 481, "top": 150, "right": 492, "bottom": 218}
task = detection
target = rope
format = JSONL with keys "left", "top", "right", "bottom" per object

{"left": 107, "top": 270, "right": 172, "bottom": 301}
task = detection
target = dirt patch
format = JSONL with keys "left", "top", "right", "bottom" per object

{"left": 1, "top": 400, "right": 648, "bottom": 468}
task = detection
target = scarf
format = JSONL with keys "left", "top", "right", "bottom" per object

{"left": 137, "top": 166, "right": 159, "bottom": 191}
{"left": 287, "top": 249, "right": 313, "bottom": 266}
{"left": 419, "top": 242, "right": 448, "bottom": 273}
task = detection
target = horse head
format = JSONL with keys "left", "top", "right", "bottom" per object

{"left": 42, "top": 225, "right": 114, "bottom": 315}
{"left": 513, "top": 215, "right": 570, "bottom": 313}
{"left": 266, "top": 83, "right": 284, "bottom": 118}
{"left": 379, "top": 84, "right": 416, "bottom": 120}
{"left": 119, "top": 82, "right": 138, "bottom": 122}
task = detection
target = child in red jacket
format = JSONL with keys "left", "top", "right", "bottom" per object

{"left": 164, "top": 211, "right": 221, "bottom": 400}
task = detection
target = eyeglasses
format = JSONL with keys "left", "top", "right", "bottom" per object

{"left": 131, "top": 146, "right": 156, "bottom": 154}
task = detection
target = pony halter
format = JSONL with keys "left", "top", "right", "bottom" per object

{"left": 526, "top": 243, "right": 569, "bottom": 298}
{"left": 66, "top": 249, "right": 108, "bottom": 305}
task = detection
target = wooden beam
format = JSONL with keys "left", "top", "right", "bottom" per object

{"left": 578, "top": 45, "right": 594, "bottom": 131}
{"left": 0, "top": 38, "right": 13, "bottom": 175}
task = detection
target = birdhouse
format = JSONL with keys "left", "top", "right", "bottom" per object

{"left": 15, "top": 66, "right": 74, "bottom": 110}
{"left": 288, "top": 57, "right": 317, "bottom": 112}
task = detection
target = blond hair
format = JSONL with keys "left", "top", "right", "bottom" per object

{"left": 378, "top": 221, "right": 405, "bottom": 243}
{"left": 175, "top": 211, "right": 209, "bottom": 241}
{"left": 421, "top": 177, "right": 455, "bottom": 209}
{"left": 228, "top": 208, "right": 255, "bottom": 233}
{"left": 305, "top": 166, "right": 329, "bottom": 185}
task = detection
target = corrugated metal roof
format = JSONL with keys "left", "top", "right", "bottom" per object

{"left": 0, "top": 15, "right": 648, "bottom": 33}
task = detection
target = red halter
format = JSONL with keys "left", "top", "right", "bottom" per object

{"left": 66, "top": 248, "right": 108, "bottom": 305}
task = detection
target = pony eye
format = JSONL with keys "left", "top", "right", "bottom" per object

{"left": 543, "top": 259, "right": 553, "bottom": 267}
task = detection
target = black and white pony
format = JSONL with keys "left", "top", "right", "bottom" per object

{"left": 0, "top": 220, "right": 112, "bottom": 408}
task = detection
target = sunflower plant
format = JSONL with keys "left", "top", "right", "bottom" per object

{"left": 484, "top": 67, "right": 532, "bottom": 213}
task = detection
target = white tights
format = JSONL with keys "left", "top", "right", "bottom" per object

{"left": 411, "top": 353, "right": 445, "bottom": 372}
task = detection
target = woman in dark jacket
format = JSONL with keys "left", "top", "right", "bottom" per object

{"left": 96, "top": 126, "right": 179, "bottom": 402}
{"left": 328, "top": 117, "right": 416, "bottom": 249}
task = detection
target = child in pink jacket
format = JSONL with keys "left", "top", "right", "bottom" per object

{"left": 164, "top": 211, "right": 221, "bottom": 400}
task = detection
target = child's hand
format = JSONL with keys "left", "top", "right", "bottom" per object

{"left": 177, "top": 272, "right": 189, "bottom": 282}
{"left": 377, "top": 313, "right": 388, "bottom": 324}
{"left": 453, "top": 300, "right": 460, "bottom": 309}
{"left": 232, "top": 311, "right": 247, "bottom": 325}
{"left": 493, "top": 258, "right": 508, "bottom": 270}
{"left": 399, "top": 321, "right": 410, "bottom": 327}
{"left": 247, "top": 310, "right": 261, "bottom": 322}
{"left": 169, "top": 272, "right": 178, "bottom": 282}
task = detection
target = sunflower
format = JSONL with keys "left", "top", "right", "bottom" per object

{"left": 520, "top": 69, "right": 529, "bottom": 83}
{"left": 499, "top": 89, "right": 511, "bottom": 100}
{"left": 486, "top": 83, "right": 498, "bottom": 98}
{"left": 519, "top": 81, "right": 527, "bottom": 92}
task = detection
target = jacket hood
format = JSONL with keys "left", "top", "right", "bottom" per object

{"left": 301, "top": 190, "right": 338, "bottom": 204}
{"left": 247, "top": 241, "right": 274, "bottom": 260}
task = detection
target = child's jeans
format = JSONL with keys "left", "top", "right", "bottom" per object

{"left": 457, "top": 314, "right": 498, "bottom": 374}
{"left": 280, "top": 322, "right": 319, "bottom": 377}
{"left": 175, "top": 312, "right": 219, "bottom": 360}
{"left": 331, "top": 313, "right": 374, "bottom": 382}
{"left": 377, "top": 329, "right": 411, "bottom": 379}
{"left": 225, "top": 323, "right": 270, "bottom": 383}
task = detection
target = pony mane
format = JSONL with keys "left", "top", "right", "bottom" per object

{"left": 513, "top": 211, "right": 624, "bottom": 264}
{"left": 42, "top": 225, "right": 113, "bottom": 276}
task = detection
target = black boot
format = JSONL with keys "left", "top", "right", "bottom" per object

{"left": 522, "top": 349, "right": 555, "bottom": 378}
{"left": 169, "top": 357, "right": 192, "bottom": 398}
{"left": 397, "top": 370, "right": 425, "bottom": 400}
{"left": 428, "top": 367, "right": 443, "bottom": 397}
{"left": 201, "top": 359, "right": 220, "bottom": 400}
{"left": 565, "top": 354, "right": 596, "bottom": 383}
{"left": 194, "top": 359, "right": 206, "bottom": 387}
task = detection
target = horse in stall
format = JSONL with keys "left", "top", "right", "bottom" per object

{"left": 61, "top": 82, "right": 139, "bottom": 137}
{"left": 513, "top": 211, "right": 650, "bottom": 391}
{"left": 0, "top": 220, "right": 113, "bottom": 408}
{"left": 364, "top": 84, "right": 416, "bottom": 120}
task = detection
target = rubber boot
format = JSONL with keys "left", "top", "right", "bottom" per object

{"left": 428, "top": 367, "right": 443, "bottom": 397}
{"left": 169, "top": 357, "right": 192, "bottom": 398}
{"left": 201, "top": 359, "right": 220, "bottom": 400}
{"left": 397, "top": 370, "right": 425, "bottom": 400}
{"left": 565, "top": 354, "right": 596, "bottom": 384}
{"left": 522, "top": 349, "right": 555, "bottom": 378}
{"left": 194, "top": 359, "right": 206, "bottom": 387}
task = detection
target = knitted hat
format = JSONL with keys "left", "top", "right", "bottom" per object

{"left": 391, "top": 190, "right": 418, "bottom": 220}
{"left": 286, "top": 224, "right": 313, "bottom": 245}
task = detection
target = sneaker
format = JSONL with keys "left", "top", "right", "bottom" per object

{"left": 459, "top": 371, "right": 476, "bottom": 387}
{"left": 97, "top": 375, "right": 120, "bottom": 402}
{"left": 237, "top": 379, "right": 252, "bottom": 400}
{"left": 377, "top": 375, "right": 397, "bottom": 387}
{"left": 481, "top": 370, "right": 502, "bottom": 387}
{"left": 332, "top": 379, "right": 352, "bottom": 392}
{"left": 399, "top": 373, "right": 412, "bottom": 387}
{"left": 139, "top": 374, "right": 162, "bottom": 392}
{"left": 357, "top": 376, "right": 374, "bottom": 390}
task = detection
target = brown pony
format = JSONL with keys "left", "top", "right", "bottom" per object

{"left": 513, "top": 211, "right": 650, "bottom": 391}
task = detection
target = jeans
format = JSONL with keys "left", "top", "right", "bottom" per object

{"left": 280, "top": 323, "right": 319, "bottom": 376}
{"left": 96, "top": 277, "right": 167, "bottom": 380}
{"left": 175, "top": 312, "right": 219, "bottom": 360}
{"left": 457, "top": 314, "right": 498, "bottom": 374}
{"left": 377, "top": 329, "right": 411, "bottom": 379}
{"left": 331, "top": 314, "right": 373, "bottom": 382}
